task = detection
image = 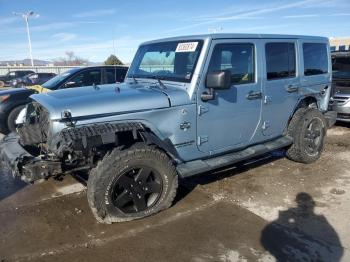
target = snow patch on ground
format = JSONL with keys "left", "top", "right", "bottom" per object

{"left": 328, "top": 128, "right": 349, "bottom": 136}
{"left": 219, "top": 249, "right": 247, "bottom": 262}
{"left": 54, "top": 183, "right": 85, "bottom": 197}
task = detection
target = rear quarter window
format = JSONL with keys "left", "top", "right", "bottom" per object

{"left": 303, "top": 43, "right": 328, "bottom": 76}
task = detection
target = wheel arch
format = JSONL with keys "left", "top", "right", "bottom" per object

{"left": 125, "top": 120, "right": 183, "bottom": 163}
{"left": 51, "top": 120, "right": 182, "bottom": 164}
{"left": 284, "top": 96, "right": 319, "bottom": 135}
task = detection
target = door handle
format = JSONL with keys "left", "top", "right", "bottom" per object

{"left": 246, "top": 91, "right": 262, "bottom": 100}
{"left": 285, "top": 85, "right": 299, "bottom": 93}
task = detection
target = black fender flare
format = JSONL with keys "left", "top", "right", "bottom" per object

{"left": 139, "top": 131, "right": 182, "bottom": 163}
{"left": 49, "top": 121, "right": 182, "bottom": 163}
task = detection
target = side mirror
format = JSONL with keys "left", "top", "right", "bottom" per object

{"left": 206, "top": 70, "right": 231, "bottom": 90}
{"left": 202, "top": 70, "right": 231, "bottom": 101}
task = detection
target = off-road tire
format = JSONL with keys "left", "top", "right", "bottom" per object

{"left": 0, "top": 81, "right": 4, "bottom": 88}
{"left": 7, "top": 105, "right": 25, "bottom": 134}
{"left": 87, "top": 143, "right": 178, "bottom": 223}
{"left": 286, "top": 108, "right": 327, "bottom": 163}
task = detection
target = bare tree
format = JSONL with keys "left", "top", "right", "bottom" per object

{"left": 53, "top": 51, "right": 89, "bottom": 66}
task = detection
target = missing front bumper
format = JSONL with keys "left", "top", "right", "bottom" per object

{"left": 0, "top": 133, "right": 61, "bottom": 183}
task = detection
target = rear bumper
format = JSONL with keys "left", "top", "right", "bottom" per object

{"left": 0, "top": 133, "right": 61, "bottom": 183}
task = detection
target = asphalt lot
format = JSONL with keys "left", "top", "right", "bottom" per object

{"left": 0, "top": 123, "right": 350, "bottom": 261}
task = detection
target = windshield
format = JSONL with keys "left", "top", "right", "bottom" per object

{"left": 127, "top": 40, "right": 203, "bottom": 83}
{"left": 332, "top": 56, "right": 350, "bottom": 79}
{"left": 42, "top": 68, "right": 79, "bottom": 89}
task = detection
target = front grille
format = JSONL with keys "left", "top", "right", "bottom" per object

{"left": 18, "top": 103, "right": 50, "bottom": 146}
{"left": 338, "top": 113, "right": 350, "bottom": 119}
{"left": 331, "top": 96, "right": 350, "bottom": 106}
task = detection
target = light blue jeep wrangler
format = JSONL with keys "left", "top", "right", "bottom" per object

{"left": 0, "top": 34, "right": 336, "bottom": 223}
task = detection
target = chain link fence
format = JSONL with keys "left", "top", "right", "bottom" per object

{"left": 0, "top": 66, "right": 84, "bottom": 76}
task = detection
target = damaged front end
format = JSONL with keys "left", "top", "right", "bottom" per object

{"left": 0, "top": 103, "right": 62, "bottom": 183}
{"left": 0, "top": 101, "right": 146, "bottom": 184}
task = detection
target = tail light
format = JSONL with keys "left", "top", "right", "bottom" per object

{"left": 0, "top": 95, "right": 10, "bottom": 103}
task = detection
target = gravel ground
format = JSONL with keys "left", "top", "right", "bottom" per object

{"left": 0, "top": 123, "right": 349, "bottom": 261}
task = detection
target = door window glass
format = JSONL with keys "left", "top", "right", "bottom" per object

{"left": 208, "top": 43, "right": 255, "bottom": 85}
{"left": 68, "top": 69, "right": 102, "bottom": 87}
{"left": 265, "top": 42, "right": 296, "bottom": 80}
{"left": 105, "top": 68, "right": 116, "bottom": 84}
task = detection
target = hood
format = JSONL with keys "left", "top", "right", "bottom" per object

{"left": 25, "top": 85, "right": 51, "bottom": 93}
{"left": 30, "top": 82, "right": 191, "bottom": 121}
{"left": 332, "top": 83, "right": 350, "bottom": 95}
{"left": 333, "top": 71, "right": 350, "bottom": 80}
{"left": 0, "top": 85, "right": 48, "bottom": 97}
{"left": 0, "top": 87, "right": 33, "bottom": 96}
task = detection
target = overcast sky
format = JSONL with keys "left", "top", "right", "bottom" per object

{"left": 0, "top": 0, "right": 349, "bottom": 63}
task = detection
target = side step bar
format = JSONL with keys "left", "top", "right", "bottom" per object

{"left": 177, "top": 136, "right": 293, "bottom": 178}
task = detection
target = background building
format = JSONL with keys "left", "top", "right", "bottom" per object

{"left": 330, "top": 37, "right": 350, "bottom": 52}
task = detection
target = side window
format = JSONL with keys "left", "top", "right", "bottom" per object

{"left": 116, "top": 68, "right": 127, "bottom": 83}
{"left": 29, "top": 74, "right": 38, "bottom": 80}
{"left": 303, "top": 43, "right": 328, "bottom": 76}
{"left": 265, "top": 42, "right": 296, "bottom": 80}
{"left": 105, "top": 68, "right": 116, "bottom": 84}
{"left": 208, "top": 43, "right": 255, "bottom": 85}
{"left": 68, "top": 69, "right": 102, "bottom": 87}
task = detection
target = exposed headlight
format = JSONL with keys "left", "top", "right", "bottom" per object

{"left": 0, "top": 95, "right": 10, "bottom": 102}
{"left": 15, "top": 107, "right": 27, "bottom": 125}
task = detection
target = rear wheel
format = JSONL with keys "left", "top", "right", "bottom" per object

{"left": 7, "top": 105, "right": 25, "bottom": 133}
{"left": 286, "top": 108, "right": 327, "bottom": 163}
{"left": 87, "top": 143, "right": 178, "bottom": 223}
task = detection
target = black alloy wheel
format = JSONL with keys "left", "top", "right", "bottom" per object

{"left": 110, "top": 166, "right": 163, "bottom": 213}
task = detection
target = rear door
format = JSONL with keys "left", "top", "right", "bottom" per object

{"left": 262, "top": 39, "right": 300, "bottom": 138}
{"left": 103, "top": 67, "right": 128, "bottom": 84}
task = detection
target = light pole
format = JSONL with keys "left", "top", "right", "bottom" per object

{"left": 13, "top": 11, "right": 39, "bottom": 67}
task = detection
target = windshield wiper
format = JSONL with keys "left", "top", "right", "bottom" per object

{"left": 151, "top": 75, "right": 166, "bottom": 89}
{"left": 132, "top": 76, "right": 138, "bottom": 84}
{"left": 127, "top": 75, "right": 138, "bottom": 84}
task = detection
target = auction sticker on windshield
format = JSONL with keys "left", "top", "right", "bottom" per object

{"left": 176, "top": 42, "right": 198, "bottom": 52}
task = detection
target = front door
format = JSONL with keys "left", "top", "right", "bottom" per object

{"left": 197, "top": 39, "right": 263, "bottom": 154}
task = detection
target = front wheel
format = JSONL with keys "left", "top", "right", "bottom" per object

{"left": 286, "top": 108, "right": 327, "bottom": 164}
{"left": 87, "top": 143, "right": 178, "bottom": 223}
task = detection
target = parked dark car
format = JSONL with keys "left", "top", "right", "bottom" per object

{"left": 0, "top": 70, "right": 35, "bottom": 87}
{"left": 10, "top": 72, "right": 57, "bottom": 88}
{"left": 0, "top": 65, "right": 128, "bottom": 134}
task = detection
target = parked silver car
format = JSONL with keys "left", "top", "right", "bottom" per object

{"left": 330, "top": 52, "right": 350, "bottom": 122}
